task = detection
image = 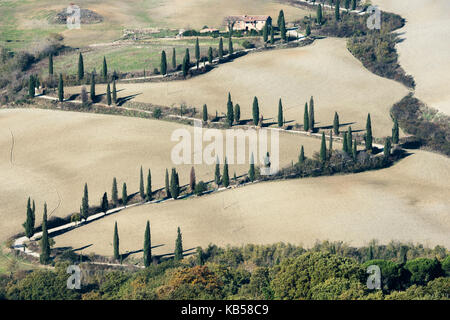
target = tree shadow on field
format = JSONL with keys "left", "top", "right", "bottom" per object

{"left": 154, "top": 247, "right": 196, "bottom": 261}
{"left": 316, "top": 121, "right": 356, "bottom": 130}
{"left": 121, "top": 244, "right": 165, "bottom": 260}
{"left": 116, "top": 93, "right": 142, "bottom": 106}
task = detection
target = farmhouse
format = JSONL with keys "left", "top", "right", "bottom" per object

{"left": 224, "top": 15, "right": 272, "bottom": 32}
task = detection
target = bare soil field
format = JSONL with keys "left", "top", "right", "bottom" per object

{"left": 53, "top": 149, "right": 450, "bottom": 257}
{"left": 374, "top": 0, "right": 450, "bottom": 115}
{"left": 0, "top": 108, "right": 327, "bottom": 242}
{"left": 67, "top": 38, "right": 409, "bottom": 137}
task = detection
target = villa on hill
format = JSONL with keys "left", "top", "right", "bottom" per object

{"left": 224, "top": 15, "right": 272, "bottom": 32}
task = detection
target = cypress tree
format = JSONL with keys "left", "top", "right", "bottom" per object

{"left": 309, "top": 96, "right": 315, "bottom": 132}
{"left": 352, "top": 0, "right": 357, "bottom": 10}
{"left": 228, "top": 37, "right": 233, "bottom": 55}
{"left": 335, "top": 0, "right": 341, "bottom": 21}
{"left": 392, "top": 118, "right": 399, "bottom": 144}
{"left": 190, "top": 167, "right": 196, "bottom": 192}
{"left": 143, "top": 220, "right": 151, "bottom": 267}
{"left": 234, "top": 104, "right": 241, "bottom": 124}
{"left": 172, "top": 48, "right": 176, "bottom": 69}
{"left": 333, "top": 112, "right": 340, "bottom": 135}
{"left": 280, "top": 16, "right": 287, "bottom": 41}
{"left": 223, "top": 158, "right": 229, "bottom": 188}
{"left": 78, "top": 53, "right": 84, "bottom": 81}
{"left": 306, "top": 25, "right": 311, "bottom": 37}
{"left": 365, "top": 113, "right": 373, "bottom": 152}
{"left": 122, "top": 182, "right": 128, "bottom": 206}
{"left": 112, "top": 177, "right": 118, "bottom": 206}
{"left": 113, "top": 222, "right": 120, "bottom": 260}
{"left": 317, "top": 4, "right": 323, "bottom": 25}
{"left": 49, "top": 54, "right": 53, "bottom": 76}
{"left": 319, "top": 132, "right": 327, "bottom": 162}
{"left": 102, "top": 56, "right": 107, "bottom": 81}
{"left": 252, "top": 97, "right": 260, "bottom": 126}
{"left": 249, "top": 153, "right": 255, "bottom": 182}
{"left": 352, "top": 139, "right": 357, "bottom": 160}
{"left": 174, "top": 227, "right": 183, "bottom": 261}
{"left": 263, "top": 23, "right": 268, "bottom": 42}
{"left": 31, "top": 200, "right": 36, "bottom": 231}
{"left": 139, "top": 166, "right": 145, "bottom": 199}
{"left": 170, "top": 168, "right": 179, "bottom": 199}
{"left": 106, "top": 83, "right": 111, "bottom": 105}
{"left": 23, "top": 197, "right": 34, "bottom": 238}
{"left": 81, "top": 183, "right": 89, "bottom": 220}
{"left": 219, "top": 37, "right": 224, "bottom": 59}
{"left": 270, "top": 26, "right": 275, "bottom": 44}
{"left": 182, "top": 55, "right": 189, "bottom": 77}
{"left": 185, "top": 48, "right": 190, "bottom": 66}
{"left": 347, "top": 126, "right": 353, "bottom": 152}
{"left": 112, "top": 80, "right": 117, "bottom": 104}
{"left": 146, "top": 169, "right": 152, "bottom": 201}
{"left": 277, "top": 10, "right": 285, "bottom": 29}
{"left": 195, "top": 38, "right": 200, "bottom": 67}
{"left": 161, "top": 50, "right": 167, "bottom": 75}
{"left": 214, "top": 158, "right": 221, "bottom": 186}
{"left": 101, "top": 192, "right": 109, "bottom": 213}
{"left": 196, "top": 247, "right": 204, "bottom": 265}
{"left": 329, "top": 130, "right": 333, "bottom": 158}
{"left": 202, "top": 104, "right": 208, "bottom": 122}
{"left": 343, "top": 132, "right": 348, "bottom": 153}
{"left": 304, "top": 102, "right": 309, "bottom": 131}
{"left": 208, "top": 47, "right": 213, "bottom": 64}
{"left": 384, "top": 138, "right": 391, "bottom": 158}
{"left": 40, "top": 203, "right": 50, "bottom": 264}
{"left": 165, "top": 169, "right": 171, "bottom": 198}
{"left": 345, "top": 0, "right": 350, "bottom": 10}
{"left": 299, "top": 145, "right": 305, "bottom": 164}
{"left": 278, "top": 98, "right": 283, "bottom": 127}
{"left": 227, "top": 92, "right": 234, "bottom": 126}
{"left": 90, "top": 73, "right": 95, "bottom": 102}
{"left": 58, "top": 74, "right": 64, "bottom": 102}
{"left": 28, "top": 75, "right": 35, "bottom": 98}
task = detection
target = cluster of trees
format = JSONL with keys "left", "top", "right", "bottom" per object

{"left": 2, "top": 241, "right": 448, "bottom": 300}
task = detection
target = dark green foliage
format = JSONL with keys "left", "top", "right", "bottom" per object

{"left": 263, "top": 23, "right": 268, "bottom": 42}
{"left": 90, "top": 73, "right": 95, "bottom": 102}
{"left": 144, "top": 221, "right": 151, "bottom": 267}
{"left": 304, "top": 103, "right": 309, "bottom": 132}
{"left": 138, "top": 166, "right": 145, "bottom": 199}
{"left": 362, "top": 259, "right": 409, "bottom": 291}
{"left": 352, "top": 0, "right": 357, "bottom": 10}
{"left": 345, "top": 0, "right": 350, "bottom": 10}
{"left": 335, "top": 0, "right": 341, "bottom": 20}
{"left": 172, "top": 48, "right": 176, "bottom": 69}
{"left": 226, "top": 92, "right": 234, "bottom": 126}
{"left": 160, "top": 50, "right": 167, "bottom": 75}
{"left": 208, "top": 47, "right": 213, "bottom": 64}
{"left": 306, "top": 24, "right": 311, "bottom": 37}
{"left": 319, "top": 132, "right": 327, "bottom": 162}
{"left": 316, "top": 4, "right": 323, "bottom": 25}
{"left": 228, "top": 37, "right": 233, "bottom": 55}
{"left": 384, "top": 138, "right": 392, "bottom": 158}
{"left": 277, "top": 10, "right": 285, "bottom": 29}
{"left": 309, "top": 96, "right": 315, "bottom": 132}
{"left": 298, "top": 146, "right": 305, "bottom": 164}
{"left": 99, "top": 192, "right": 108, "bottom": 213}
{"left": 102, "top": 56, "right": 107, "bottom": 81}
{"left": 112, "top": 80, "right": 117, "bottom": 104}
{"left": 112, "top": 177, "right": 118, "bottom": 206}
{"left": 194, "top": 181, "right": 207, "bottom": 196}
{"left": 58, "top": 74, "right": 64, "bottom": 102}
{"left": 174, "top": 227, "right": 183, "bottom": 261}
{"left": 190, "top": 167, "right": 196, "bottom": 192}
{"left": 113, "top": 222, "right": 120, "bottom": 260}
{"left": 333, "top": 112, "right": 340, "bottom": 135}
{"left": 343, "top": 132, "right": 348, "bottom": 153}
{"left": 347, "top": 126, "right": 353, "bottom": 151}
{"left": 165, "top": 169, "right": 171, "bottom": 198}
{"left": 197, "top": 247, "right": 204, "bottom": 266}
{"left": 252, "top": 97, "right": 259, "bottom": 126}
{"left": 249, "top": 153, "right": 255, "bottom": 182}
{"left": 48, "top": 54, "right": 53, "bottom": 75}
{"left": 23, "top": 197, "right": 34, "bottom": 238}
{"left": 78, "top": 53, "right": 84, "bottom": 81}
{"left": 106, "top": 83, "right": 111, "bottom": 105}
{"left": 219, "top": 37, "right": 224, "bottom": 59}
{"left": 280, "top": 16, "right": 286, "bottom": 41}
{"left": 202, "top": 104, "right": 208, "bottom": 122}
{"left": 223, "top": 158, "right": 229, "bottom": 188}
{"left": 404, "top": 258, "right": 444, "bottom": 286}
{"left": 392, "top": 118, "right": 399, "bottom": 144}
{"left": 270, "top": 27, "right": 275, "bottom": 44}
{"left": 277, "top": 98, "right": 283, "bottom": 127}
{"left": 146, "top": 169, "right": 152, "bottom": 201}
{"left": 352, "top": 139, "right": 357, "bottom": 160}
{"left": 234, "top": 104, "right": 240, "bottom": 124}
{"left": 442, "top": 256, "right": 450, "bottom": 276}
{"left": 365, "top": 113, "right": 373, "bottom": 152}
{"left": 214, "top": 159, "right": 221, "bottom": 186}
{"left": 170, "top": 168, "right": 180, "bottom": 199}
{"left": 195, "top": 38, "right": 200, "bottom": 65}
{"left": 28, "top": 75, "right": 35, "bottom": 98}
{"left": 40, "top": 203, "right": 50, "bottom": 265}
{"left": 182, "top": 54, "right": 189, "bottom": 77}
{"left": 81, "top": 183, "right": 89, "bottom": 220}
{"left": 122, "top": 182, "right": 128, "bottom": 206}
{"left": 184, "top": 48, "right": 190, "bottom": 65}
{"left": 329, "top": 130, "right": 333, "bottom": 158}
